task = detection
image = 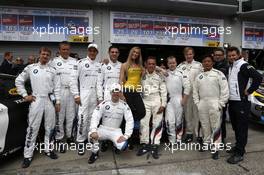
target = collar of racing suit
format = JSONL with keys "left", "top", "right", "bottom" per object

{"left": 37, "top": 61, "right": 48, "bottom": 68}
{"left": 233, "top": 58, "right": 243, "bottom": 67}
{"left": 86, "top": 56, "right": 96, "bottom": 64}
{"left": 59, "top": 55, "right": 70, "bottom": 62}
{"left": 109, "top": 59, "right": 118, "bottom": 67}
{"left": 110, "top": 100, "right": 119, "bottom": 106}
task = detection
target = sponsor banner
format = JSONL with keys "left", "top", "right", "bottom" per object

{"left": 0, "top": 6, "right": 93, "bottom": 42}
{"left": 242, "top": 21, "right": 264, "bottom": 49}
{"left": 110, "top": 11, "right": 224, "bottom": 47}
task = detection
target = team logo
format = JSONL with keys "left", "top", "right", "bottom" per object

{"left": 107, "top": 66, "right": 111, "bottom": 70}
{"left": 57, "top": 62, "right": 62, "bottom": 66}
{"left": 182, "top": 67, "right": 186, "bottom": 70}
{"left": 199, "top": 75, "right": 203, "bottom": 79}
{"left": 85, "top": 63, "right": 89, "bottom": 68}
{"left": 105, "top": 105, "right": 110, "bottom": 110}
{"left": 33, "top": 69, "right": 38, "bottom": 74}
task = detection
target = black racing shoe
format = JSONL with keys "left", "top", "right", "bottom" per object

{"left": 197, "top": 137, "right": 203, "bottom": 144}
{"left": 77, "top": 142, "right": 85, "bottom": 156}
{"left": 114, "top": 147, "right": 121, "bottom": 154}
{"left": 226, "top": 146, "right": 236, "bottom": 154}
{"left": 58, "top": 141, "right": 66, "bottom": 153}
{"left": 45, "top": 151, "right": 58, "bottom": 159}
{"left": 66, "top": 137, "right": 74, "bottom": 144}
{"left": 88, "top": 152, "right": 99, "bottom": 164}
{"left": 212, "top": 151, "right": 219, "bottom": 160}
{"left": 150, "top": 145, "right": 159, "bottom": 159}
{"left": 101, "top": 141, "right": 109, "bottom": 152}
{"left": 22, "top": 158, "right": 32, "bottom": 168}
{"left": 128, "top": 144, "right": 134, "bottom": 150}
{"left": 183, "top": 134, "right": 193, "bottom": 143}
{"left": 227, "top": 154, "right": 244, "bottom": 164}
{"left": 136, "top": 144, "right": 149, "bottom": 156}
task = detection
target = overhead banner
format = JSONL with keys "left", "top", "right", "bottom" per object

{"left": 0, "top": 6, "right": 93, "bottom": 43}
{"left": 242, "top": 21, "right": 264, "bottom": 50}
{"left": 110, "top": 11, "right": 226, "bottom": 47}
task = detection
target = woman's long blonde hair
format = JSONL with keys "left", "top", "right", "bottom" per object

{"left": 125, "top": 47, "right": 143, "bottom": 72}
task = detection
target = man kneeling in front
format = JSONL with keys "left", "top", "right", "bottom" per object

{"left": 88, "top": 83, "right": 134, "bottom": 164}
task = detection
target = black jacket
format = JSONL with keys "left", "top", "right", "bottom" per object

{"left": 214, "top": 59, "right": 229, "bottom": 77}
{"left": 0, "top": 59, "right": 14, "bottom": 75}
{"left": 229, "top": 58, "right": 262, "bottom": 101}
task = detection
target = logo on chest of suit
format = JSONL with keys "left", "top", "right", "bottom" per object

{"left": 57, "top": 62, "right": 62, "bottom": 66}
{"left": 199, "top": 75, "right": 203, "bottom": 79}
{"left": 33, "top": 69, "right": 38, "bottom": 74}
{"left": 105, "top": 105, "right": 110, "bottom": 110}
{"left": 85, "top": 63, "right": 89, "bottom": 68}
{"left": 107, "top": 66, "right": 111, "bottom": 70}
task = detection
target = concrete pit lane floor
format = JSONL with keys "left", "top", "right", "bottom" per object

{"left": 1, "top": 123, "right": 264, "bottom": 175}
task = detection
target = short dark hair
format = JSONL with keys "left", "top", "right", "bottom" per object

{"left": 213, "top": 48, "right": 224, "bottom": 54}
{"left": 183, "top": 47, "right": 195, "bottom": 55}
{"left": 227, "top": 46, "right": 240, "bottom": 55}
{"left": 39, "top": 47, "right": 51, "bottom": 55}
{"left": 108, "top": 45, "right": 119, "bottom": 52}
{"left": 146, "top": 56, "right": 156, "bottom": 62}
{"left": 201, "top": 54, "right": 214, "bottom": 62}
{"left": 167, "top": 56, "right": 177, "bottom": 62}
{"left": 59, "top": 41, "right": 70, "bottom": 49}
{"left": 4, "top": 52, "right": 12, "bottom": 58}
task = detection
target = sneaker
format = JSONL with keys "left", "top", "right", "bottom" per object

{"left": 45, "top": 151, "right": 58, "bottom": 159}
{"left": 212, "top": 151, "right": 219, "bottom": 160}
{"left": 150, "top": 145, "right": 159, "bottom": 159}
{"left": 227, "top": 154, "right": 244, "bottom": 164}
{"left": 88, "top": 152, "right": 99, "bottom": 164}
{"left": 136, "top": 144, "right": 149, "bottom": 156}
{"left": 78, "top": 142, "right": 85, "bottom": 156}
{"left": 22, "top": 158, "right": 32, "bottom": 168}
{"left": 183, "top": 134, "right": 193, "bottom": 143}
{"left": 101, "top": 141, "right": 109, "bottom": 152}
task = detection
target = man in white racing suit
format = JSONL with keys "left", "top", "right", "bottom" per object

{"left": 193, "top": 55, "right": 229, "bottom": 159}
{"left": 98, "top": 46, "right": 122, "bottom": 101}
{"left": 50, "top": 41, "right": 77, "bottom": 152}
{"left": 137, "top": 56, "right": 167, "bottom": 159}
{"left": 70, "top": 43, "right": 102, "bottom": 155}
{"left": 165, "top": 56, "right": 191, "bottom": 144}
{"left": 88, "top": 83, "right": 134, "bottom": 164}
{"left": 15, "top": 47, "right": 61, "bottom": 168}
{"left": 177, "top": 47, "right": 203, "bottom": 143}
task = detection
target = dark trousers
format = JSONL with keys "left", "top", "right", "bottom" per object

{"left": 123, "top": 91, "right": 146, "bottom": 121}
{"left": 221, "top": 106, "right": 227, "bottom": 141}
{"left": 123, "top": 91, "right": 146, "bottom": 145}
{"left": 228, "top": 100, "right": 251, "bottom": 156}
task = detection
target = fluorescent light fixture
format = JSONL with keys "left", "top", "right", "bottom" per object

{"left": 95, "top": 0, "right": 111, "bottom": 3}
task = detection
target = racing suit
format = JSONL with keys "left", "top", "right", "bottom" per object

{"left": 177, "top": 60, "right": 203, "bottom": 138}
{"left": 165, "top": 69, "right": 191, "bottom": 143}
{"left": 193, "top": 68, "right": 229, "bottom": 151}
{"left": 50, "top": 56, "right": 77, "bottom": 141}
{"left": 15, "top": 62, "right": 60, "bottom": 158}
{"left": 140, "top": 71, "right": 167, "bottom": 145}
{"left": 70, "top": 57, "right": 102, "bottom": 143}
{"left": 89, "top": 100, "right": 134, "bottom": 153}
{"left": 97, "top": 60, "right": 121, "bottom": 101}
